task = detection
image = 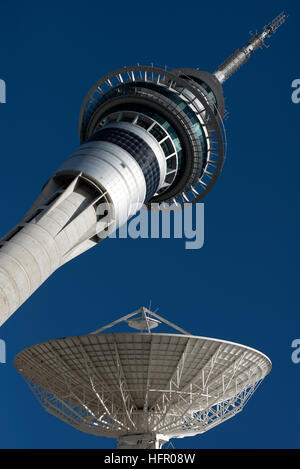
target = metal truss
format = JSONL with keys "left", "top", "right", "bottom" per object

{"left": 15, "top": 308, "right": 271, "bottom": 442}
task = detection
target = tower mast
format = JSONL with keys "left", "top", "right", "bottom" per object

{"left": 214, "top": 12, "right": 287, "bottom": 84}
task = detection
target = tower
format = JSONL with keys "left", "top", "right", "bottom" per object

{"left": 0, "top": 14, "right": 287, "bottom": 326}
{"left": 14, "top": 307, "right": 271, "bottom": 449}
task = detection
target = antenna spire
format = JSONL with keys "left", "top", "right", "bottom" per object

{"left": 214, "top": 12, "right": 287, "bottom": 83}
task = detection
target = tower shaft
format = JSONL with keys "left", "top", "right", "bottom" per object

{"left": 0, "top": 121, "right": 166, "bottom": 326}
{"left": 0, "top": 175, "right": 100, "bottom": 324}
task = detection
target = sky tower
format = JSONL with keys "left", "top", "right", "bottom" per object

{"left": 0, "top": 14, "right": 287, "bottom": 327}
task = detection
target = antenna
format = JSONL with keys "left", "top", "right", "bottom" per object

{"left": 90, "top": 306, "right": 190, "bottom": 335}
{"left": 214, "top": 12, "right": 287, "bottom": 83}
{"left": 15, "top": 306, "right": 271, "bottom": 449}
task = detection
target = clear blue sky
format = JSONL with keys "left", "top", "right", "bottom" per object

{"left": 0, "top": 0, "right": 299, "bottom": 449}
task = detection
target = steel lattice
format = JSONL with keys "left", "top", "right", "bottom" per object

{"left": 15, "top": 328, "right": 271, "bottom": 441}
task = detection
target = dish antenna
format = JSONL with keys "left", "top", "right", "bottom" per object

{"left": 15, "top": 307, "right": 271, "bottom": 449}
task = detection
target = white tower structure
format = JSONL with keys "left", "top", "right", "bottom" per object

{"left": 0, "top": 14, "right": 287, "bottom": 326}
{"left": 15, "top": 307, "right": 271, "bottom": 449}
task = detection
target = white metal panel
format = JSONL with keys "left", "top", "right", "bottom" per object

{"left": 15, "top": 331, "right": 271, "bottom": 441}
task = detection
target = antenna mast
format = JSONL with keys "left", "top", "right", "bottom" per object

{"left": 214, "top": 12, "right": 287, "bottom": 83}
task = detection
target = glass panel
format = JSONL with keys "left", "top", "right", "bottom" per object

{"left": 149, "top": 124, "right": 166, "bottom": 141}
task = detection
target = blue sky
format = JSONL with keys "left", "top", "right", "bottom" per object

{"left": 0, "top": 0, "right": 299, "bottom": 449}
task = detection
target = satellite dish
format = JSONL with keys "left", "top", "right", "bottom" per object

{"left": 14, "top": 307, "right": 271, "bottom": 449}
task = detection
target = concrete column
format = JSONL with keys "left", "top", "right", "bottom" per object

{"left": 0, "top": 184, "right": 98, "bottom": 326}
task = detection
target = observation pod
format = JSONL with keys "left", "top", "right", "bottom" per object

{"left": 0, "top": 14, "right": 287, "bottom": 326}
{"left": 15, "top": 307, "right": 271, "bottom": 449}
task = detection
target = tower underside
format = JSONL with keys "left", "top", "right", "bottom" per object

{"left": 0, "top": 66, "right": 225, "bottom": 327}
